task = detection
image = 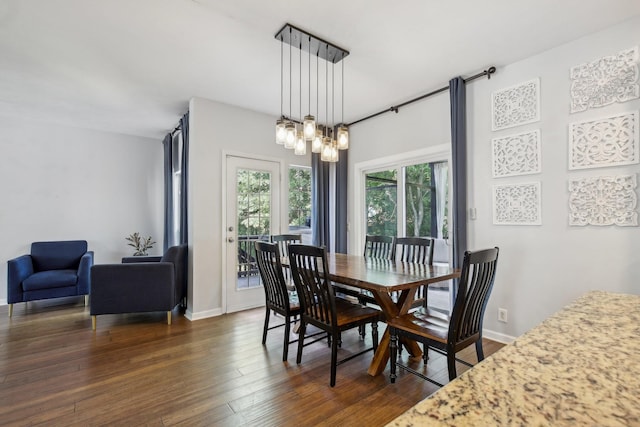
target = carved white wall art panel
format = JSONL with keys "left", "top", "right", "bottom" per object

{"left": 569, "top": 111, "right": 639, "bottom": 170}
{"left": 491, "top": 78, "right": 540, "bottom": 131}
{"left": 492, "top": 129, "right": 541, "bottom": 178}
{"left": 568, "top": 175, "right": 638, "bottom": 226}
{"left": 493, "top": 182, "right": 541, "bottom": 225}
{"left": 570, "top": 46, "right": 639, "bottom": 113}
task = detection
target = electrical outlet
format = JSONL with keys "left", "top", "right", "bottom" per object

{"left": 498, "top": 308, "right": 508, "bottom": 323}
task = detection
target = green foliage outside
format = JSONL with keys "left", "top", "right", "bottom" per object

{"left": 289, "top": 167, "right": 311, "bottom": 228}
{"left": 236, "top": 169, "right": 270, "bottom": 237}
{"left": 366, "top": 162, "right": 444, "bottom": 238}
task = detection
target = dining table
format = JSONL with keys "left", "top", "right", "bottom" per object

{"left": 323, "top": 253, "right": 461, "bottom": 377}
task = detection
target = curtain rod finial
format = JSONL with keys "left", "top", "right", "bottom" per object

{"left": 487, "top": 66, "right": 496, "bottom": 79}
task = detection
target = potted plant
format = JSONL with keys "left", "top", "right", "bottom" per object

{"left": 125, "top": 232, "right": 156, "bottom": 256}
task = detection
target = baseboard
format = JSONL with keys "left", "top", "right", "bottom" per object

{"left": 483, "top": 328, "right": 516, "bottom": 344}
{"left": 185, "top": 307, "right": 223, "bottom": 321}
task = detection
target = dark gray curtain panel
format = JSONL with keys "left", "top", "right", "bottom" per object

{"left": 449, "top": 77, "right": 467, "bottom": 269}
{"left": 335, "top": 148, "right": 348, "bottom": 254}
{"left": 311, "top": 152, "right": 330, "bottom": 248}
{"left": 179, "top": 111, "right": 189, "bottom": 245}
{"left": 162, "top": 132, "right": 174, "bottom": 252}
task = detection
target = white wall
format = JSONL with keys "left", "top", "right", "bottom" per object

{"left": 187, "top": 97, "right": 310, "bottom": 319}
{"left": 0, "top": 116, "right": 163, "bottom": 303}
{"left": 348, "top": 17, "right": 640, "bottom": 340}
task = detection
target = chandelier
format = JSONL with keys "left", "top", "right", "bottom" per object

{"left": 274, "top": 23, "right": 349, "bottom": 162}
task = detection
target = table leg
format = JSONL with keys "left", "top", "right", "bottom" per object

{"left": 367, "top": 287, "right": 422, "bottom": 376}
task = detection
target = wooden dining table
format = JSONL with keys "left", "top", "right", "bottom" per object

{"left": 324, "top": 253, "right": 461, "bottom": 376}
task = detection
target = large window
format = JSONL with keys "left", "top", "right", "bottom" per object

{"left": 365, "top": 161, "right": 448, "bottom": 239}
{"left": 288, "top": 166, "right": 312, "bottom": 243}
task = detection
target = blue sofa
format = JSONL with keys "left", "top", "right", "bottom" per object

{"left": 7, "top": 240, "right": 93, "bottom": 317}
{"left": 89, "top": 244, "right": 187, "bottom": 329}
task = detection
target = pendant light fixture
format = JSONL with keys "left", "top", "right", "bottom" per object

{"left": 283, "top": 29, "right": 296, "bottom": 149}
{"left": 294, "top": 40, "right": 306, "bottom": 156}
{"left": 274, "top": 24, "right": 349, "bottom": 162}
{"left": 275, "top": 35, "right": 286, "bottom": 145}
{"left": 336, "top": 56, "right": 349, "bottom": 150}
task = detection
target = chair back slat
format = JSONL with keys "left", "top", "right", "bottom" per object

{"left": 254, "top": 241, "right": 290, "bottom": 313}
{"left": 288, "top": 244, "right": 336, "bottom": 329}
{"left": 449, "top": 247, "right": 499, "bottom": 345}
{"left": 270, "top": 234, "right": 302, "bottom": 257}
{"left": 363, "top": 235, "right": 395, "bottom": 260}
{"left": 394, "top": 237, "right": 434, "bottom": 265}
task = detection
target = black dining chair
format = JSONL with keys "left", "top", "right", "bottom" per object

{"left": 271, "top": 234, "right": 302, "bottom": 290}
{"left": 363, "top": 235, "right": 395, "bottom": 260}
{"left": 254, "top": 241, "right": 302, "bottom": 361}
{"left": 388, "top": 247, "right": 499, "bottom": 387}
{"left": 288, "top": 243, "right": 381, "bottom": 387}
{"left": 394, "top": 236, "right": 434, "bottom": 264}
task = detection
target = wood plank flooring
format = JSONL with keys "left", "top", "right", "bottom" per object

{"left": 0, "top": 298, "right": 504, "bottom": 426}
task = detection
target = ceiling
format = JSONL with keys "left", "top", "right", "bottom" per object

{"left": 2, "top": 0, "right": 640, "bottom": 139}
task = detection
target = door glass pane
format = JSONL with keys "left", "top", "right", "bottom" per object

{"left": 404, "top": 163, "right": 434, "bottom": 237}
{"left": 236, "top": 168, "right": 271, "bottom": 290}
{"left": 365, "top": 169, "right": 397, "bottom": 237}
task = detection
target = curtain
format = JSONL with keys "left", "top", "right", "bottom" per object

{"left": 335, "top": 149, "right": 348, "bottom": 253}
{"left": 433, "top": 162, "right": 449, "bottom": 240}
{"left": 311, "top": 152, "right": 330, "bottom": 248}
{"left": 162, "top": 133, "right": 174, "bottom": 252}
{"left": 179, "top": 112, "right": 189, "bottom": 245}
{"left": 449, "top": 77, "right": 467, "bottom": 269}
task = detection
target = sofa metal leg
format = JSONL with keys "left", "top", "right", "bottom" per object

{"left": 167, "top": 311, "right": 172, "bottom": 325}
{"left": 91, "top": 315, "right": 96, "bottom": 330}
{"left": 8, "top": 304, "right": 13, "bottom": 318}
{"left": 84, "top": 295, "right": 89, "bottom": 306}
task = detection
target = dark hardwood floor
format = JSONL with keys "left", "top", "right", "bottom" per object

{"left": 0, "top": 298, "right": 504, "bottom": 426}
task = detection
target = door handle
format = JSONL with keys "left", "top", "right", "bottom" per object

{"left": 228, "top": 237, "right": 235, "bottom": 243}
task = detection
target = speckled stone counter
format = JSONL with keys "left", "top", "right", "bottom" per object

{"left": 387, "top": 291, "right": 640, "bottom": 426}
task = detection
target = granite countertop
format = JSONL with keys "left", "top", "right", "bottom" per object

{"left": 387, "top": 291, "right": 640, "bottom": 426}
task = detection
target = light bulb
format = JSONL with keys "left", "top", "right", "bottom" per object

{"left": 294, "top": 131, "right": 307, "bottom": 155}
{"left": 320, "top": 136, "right": 332, "bottom": 161}
{"left": 275, "top": 119, "right": 286, "bottom": 144}
{"left": 284, "top": 122, "right": 296, "bottom": 149}
{"left": 311, "top": 129, "right": 323, "bottom": 153}
{"left": 337, "top": 125, "right": 349, "bottom": 150}
{"left": 303, "top": 115, "right": 316, "bottom": 141}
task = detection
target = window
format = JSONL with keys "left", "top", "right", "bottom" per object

{"left": 168, "top": 130, "right": 183, "bottom": 247}
{"left": 365, "top": 161, "right": 448, "bottom": 239}
{"left": 288, "top": 166, "right": 312, "bottom": 243}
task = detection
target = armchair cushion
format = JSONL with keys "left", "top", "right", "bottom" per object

{"left": 22, "top": 270, "right": 78, "bottom": 291}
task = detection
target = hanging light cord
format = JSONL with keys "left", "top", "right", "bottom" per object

{"left": 341, "top": 56, "right": 344, "bottom": 124}
{"left": 325, "top": 44, "right": 328, "bottom": 137}
{"left": 280, "top": 36, "right": 283, "bottom": 118}
{"left": 289, "top": 28, "right": 292, "bottom": 120}
{"left": 308, "top": 36, "right": 311, "bottom": 115}
{"left": 299, "top": 41, "right": 302, "bottom": 122}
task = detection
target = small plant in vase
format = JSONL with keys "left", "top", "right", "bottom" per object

{"left": 126, "top": 232, "right": 156, "bottom": 256}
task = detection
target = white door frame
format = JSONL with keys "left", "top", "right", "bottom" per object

{"left": 221, "top": 150, "right": 287, "bottom": 314}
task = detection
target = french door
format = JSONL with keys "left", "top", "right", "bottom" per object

{"left": 225, "top": 155, "right": 281, "bottom": 313}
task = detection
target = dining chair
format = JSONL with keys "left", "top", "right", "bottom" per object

{"left": 270, "top": 234, "right": 301, "bottom": 257}
{"left": 254, "top": 241, "right": 302, "bottom": 361}
{"left": 393, "top": 236, "right": 434, "bottom": 264}
{"left": 288, "top": 243, "right": 381, "bottom": 387}
{"left": 363, "top": 235, "right": 395, "bottom": 260}
{"left": 388, "top": 247, "right": 499, "bottom": 387}
{"left": 271, "top": 234, "right": 302, "bottom": 290}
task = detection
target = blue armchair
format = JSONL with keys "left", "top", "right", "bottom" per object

{"left": 7, "top": 240, "right": 93, "bottom": 317}
{"left": 90, "top": 244, "right": 187, "bottom": 329}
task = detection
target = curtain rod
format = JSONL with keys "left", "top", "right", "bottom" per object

{"left": 347, "top": 66, "right": 496, "bottom": 127}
